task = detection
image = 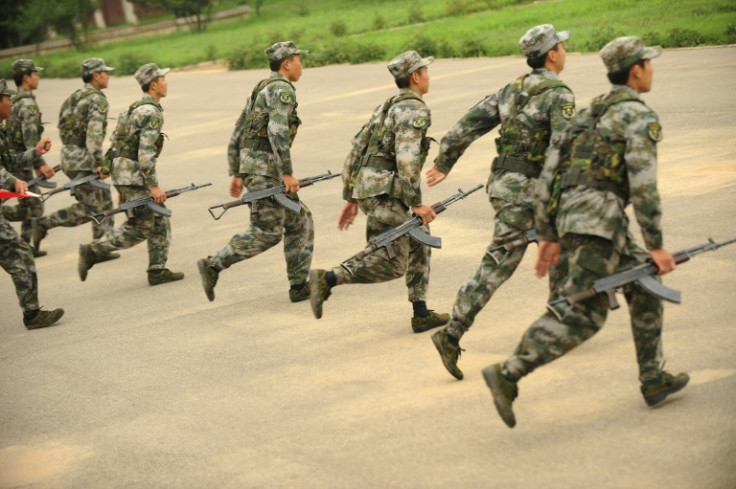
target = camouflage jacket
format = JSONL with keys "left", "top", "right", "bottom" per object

{"left": 228, "top": 72, "right": 300, "bottom": 180}
{"left": 538, "top": 85, "right": 664, "bottom": 250}
{"left": 435, "top": 68, "right": 574, "bottom": 207}
{"left": 0, "top": 123, "right": 38, "bottom": 177}
{"left": 345, "top": 88, "right": 431, "bottom": 209}
{"left": 61, "top": 84, "right": 109, "bottom": 175}
{"left": 0, "top": 164, "right": 18, "bottom": 190}
{"left": 111, "top": 94, "right": 163, "bottom": 187}
{"left": 5, "top": 88, "right": 44, "bottom": 172}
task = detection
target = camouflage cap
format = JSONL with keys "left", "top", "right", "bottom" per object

{"left": 81, "top": 57, "right": 115, "bottom": 77}
{"left": 12, "top": 59, "right": 44, "bottom": 75}
{"left": 134, "top": 63, "right": 170, "bottom": 86}
{"left": 265, "top": 41, "right": 308, "bottom": 63}
{"left": 519, "top": 24, "right": 570, "bottom": 58}
{"left": 0, "top": 79, "right": 16, "bottom": 97}
{"left": 387, "top": 50, "right": 434, "bottom": 80}
{"left": 600, "top": 36, "right": 662, "bottom": 73}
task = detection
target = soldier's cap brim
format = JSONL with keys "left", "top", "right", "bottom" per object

{"left": 642, "top": 46, "right": 662, "bottom": 59}
{"left": 556, "top": 30, "right": 571, "bottom": 43}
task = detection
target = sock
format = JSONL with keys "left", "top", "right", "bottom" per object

{"left": 412, "top": 301, "right": 428, "bottom": 318}
{"left": 325, "top": 270, "right": 337, "bottom": 287}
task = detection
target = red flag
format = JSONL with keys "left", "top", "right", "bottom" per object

{"left": 0, "top": 190, "right": 39, "bottom": 200}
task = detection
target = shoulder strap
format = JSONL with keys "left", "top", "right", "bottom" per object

{"left": 10, "top": 91, "right": 33, "bottom": 103}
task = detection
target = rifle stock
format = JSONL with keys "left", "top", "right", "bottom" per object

{"left": 207, "top": 170, "right": 339, "bottom": 220}
{"left": 547, "top": 237, "right": 736, "bottom": 320}
{"left": 340, "top": 184, "right": 483, "bottom": 275}
{"left": 486, "top": 229, "right": 538, "bottom": 265}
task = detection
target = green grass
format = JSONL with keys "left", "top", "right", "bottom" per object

{"left": 2, "top": 0, "right": 734, "bottom": 78}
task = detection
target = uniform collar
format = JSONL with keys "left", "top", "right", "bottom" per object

{"left": 141, "top": 93, "right": 162, "bottom": 110}
{"left": 398, "top": 87, "right": 422, "bottom": 98}
{"left": 83, "top": 83, "right": 104, "bottom": 96}
{"left": 611, "top": 84, "right": 641, "bottom": 100}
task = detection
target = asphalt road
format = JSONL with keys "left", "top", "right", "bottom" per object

{"left": 1, "top": 46, "right": 735, "bottom": 489}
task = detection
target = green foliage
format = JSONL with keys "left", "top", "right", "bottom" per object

{"left": 726, "top": 23, "right": 736, "bottom": 44}
{"left": 330, "top": 20, "right": 348, "bottom": 37}
{"left": 372, "top": 13, "right": 387, "bottom": 30}
{"left": 583, "top": 27, "right": 624, "bottom": 51}
{"left": 408, "top": 3, "right": 424, "bottom": 23}
{"left": 131, "top": 0, "right": 215, "bottom": 32}
{"left": 117, "top": 51, "right": 153, "bottom": 75}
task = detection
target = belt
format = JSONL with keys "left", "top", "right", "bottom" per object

{"left": 492, "top": 155, "right": 541, "bottom": 179}
{"left": 363, "top": 155, "right": 396, "bottom": 171}
{"left": 242, "top": 138, "right": 273, "bottom": 153}
{"left": 561, "top": 170, "right": 628, "bottom": 201}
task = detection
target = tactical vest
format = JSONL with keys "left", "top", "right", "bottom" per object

{"left": 58, "top": 87, "right": 98, "bottom": 146}
{"left": 362, "top": 91, "right": 431, "bottom": 172}
{"left": 237, "top": 77, "right": 301, "bottom": 153}
{"left": 109, "top": 99, "right": 165, "bottom": 162}
{"left": 547, "top": 90, "right": 644, "bottom": 216}
{"left": 7, "top": 91, "right": 44, "bottom": 151}
{"left": 493, "top": 75, "right": 568, "bottom": 179}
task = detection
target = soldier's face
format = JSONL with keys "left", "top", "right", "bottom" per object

{"left": 0, "top": 95, "right": 12, "bottom": 120}
{"left": 94, "top": 71, "right": 110, "bottom": 89}
{"left": 639, "top": 59, "right": 653, "bottom": 93}
{"left": 284, "top": 55, "right": 303, "bottom": 82}
{"left": 414, "top": 67, "right": 430, "bottom": 95}
{"left": 25, "top": 71, "right": 40, "bottom": 90}
{"left": 151, "top": 76, "right": 168, "bottom": 98}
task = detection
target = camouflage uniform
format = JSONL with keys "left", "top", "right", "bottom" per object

{"left": 35, "top": 58, "right": 116, "bottom": 246}
{"left": 437, "top": 25, "right": 575, "bottom": 340}
{"left": 204, "top": 42, "right": 314, "bottom": 291}
{"left": 84, "top": 64, "right": 174, "bottom": 275}
{"left": 484, "top": 38, "right": 687, "bottom": 428}
{"left": 333, "top": 83, "right": 434, "bottom": 299}
{"left": 1, "top": 60, "right": 46, "bottom": 244}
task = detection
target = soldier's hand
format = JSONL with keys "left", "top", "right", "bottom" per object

{"left": 151, "top": 185, "right": 166, "bottom": 204}
{"left": 283, "top": 173, "right": 299, "bottom": 194}
{"left": 425, "top": 166, "right": 447, "bottom": 187}
{"left": 535, "top": 240, "right": 561, "bottom": 278}
{"left": 96, "top": 166, "right": 109, "bottom": 180}
{"left": 411, "top": 204, "right": 437, "bottom": 225}
{"left": 650, "top": 248, "right": 676, "bottom": 275}
{"left": 230, "top": 176, "right": 244, "bottom": 197}
{"left": 338, "top": 201, "right": 358, "bottom": 230}
{"left": 13, "top": 180, "right": 28, "bottom": 194}
{"left": 35, "top": 138, "right": 52, "bottom": 156}
{"left": 37, "top": 163, "right": 55, "bottom": 179}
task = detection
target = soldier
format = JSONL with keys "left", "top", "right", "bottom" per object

{"left": 197, "top": 41, "right": 314, "bottom": 303}
{"left": 0, "top": 79, "right": 64, "bottom": 329}
{"left": 427, "top": 25, "right": 575, "bottom": 379}
{"left": 77, "top": 63, "right": 183, "bottom": 286}
{"left": 2, "top": 59, "right": 56, "bottom": 257}
{"left": 482, "top": 37, "right": 689, "bottom": 428}
{"left": 32, "top": 58, "right": 119, "bottom": 260}
{"left": 308, "top": 51, "right": 449, "bottom": 333}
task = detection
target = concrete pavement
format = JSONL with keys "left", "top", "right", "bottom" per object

{"left": 1, "top": 46, "right": 735, "bottom": 488}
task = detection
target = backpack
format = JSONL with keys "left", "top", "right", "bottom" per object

{"left": 58, "top": 87, "right": 97, "bottom": 145}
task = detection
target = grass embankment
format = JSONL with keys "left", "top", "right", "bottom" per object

{"left": 3, "top": 0, "right": 735, "bottom": 78}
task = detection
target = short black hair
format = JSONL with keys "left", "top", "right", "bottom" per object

{"left": 526, "top": 43, "right": 560, "bottom": 69}
{"left": 394, "top": 66, "right": 425, "bottom": 89}
{"left": 141, "top": 82, "right": 151, "bottom": 92}
{"left": 13, "top": 71, "right": 25, "bottom": 87}
{"left": 82, "top": 73, "right": 94, "bottom": 83}
{"left": 607, "top": 59, "right": 646, "bottom": 85}
{"left": 270, "top": 54, "right": 297, "bottom": 73}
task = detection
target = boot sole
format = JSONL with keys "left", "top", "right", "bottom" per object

{"left": 197, "top": 259, "right": 215, "bottom": 302}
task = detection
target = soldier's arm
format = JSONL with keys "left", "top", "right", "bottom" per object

{"left": 20, "top": 103, "right": 44, "bottom": 169}
{"left": 434, "top": 92, "right": 501, "bottom": 175}
{"left": 86, "top": 97, "right": 108, "bottom": 171}
{"left": 0, "top": 166, "right": 18, "bottom": 189}
{"left": 625, "top": 107, "right": 664, "bottom": 250}
{"left": 136, "top": 109, "right": 162, "bottom": 188}
{"left": 535, "top": 88, "right": 576, "bottom": 242}
{"left": 394, "top": 104, "right": 431, "bottom": 209}
{"left": 227, "top": 108, "right": 247, "bottom": 176}
{"left": 266, "top": 86, "right": 296, "bottom": 176}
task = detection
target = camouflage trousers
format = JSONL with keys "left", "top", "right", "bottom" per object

{"left": 333, "top": 196, "right": 430, "bottom": 302}
{"left": 446, "top": 198, "right": 564, "bottom": 338}
{"left": 90, "top": 185, "right": 171, "bottom": 271}
{"left": 0, "top": 216, "right": 39, "bottom": 313}
{"left": 1, "top": 182, "right": 43, "bottom": 243}
{"left": 39, "top": 172, "right": 114, "bottom": 242}
{"left": 501, "top": 233, "right": 664, "bottom": 382}
{"left": 208, "top": 175, "right": 314, "bottom": 287}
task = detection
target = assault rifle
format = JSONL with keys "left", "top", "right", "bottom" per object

{"left": 27, "top": 164, "right": 61, "bottom": 189}
{"left": 41, "top": 173, "right": 109, "bottom": 201}
{"left": 487, "top": 229, "right": 538, "bottom": 264}
{"left": 91, "top": 182, "right": 212, "bottom": 224}
{"left": 207, "top": 171, "right": 339, "bottom": 220}
{"left": 547, "top": 237, "right": 736, "bottom": 320}
{"left": 340, "top": 184, "right": 483, "bottom": 275}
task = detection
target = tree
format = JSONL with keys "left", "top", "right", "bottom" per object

{"left": 132, "top": 0, "right": 216, "bottom": 33}
{"left": 0, "top": 0, "right": 96, "bottom": 50}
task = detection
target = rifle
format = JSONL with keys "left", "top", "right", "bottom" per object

{"left": 547, "top": 237, "right": 736, "bottom": 320}
{"left": 41, "top": 173, "right": 109, "bottom": 201}
{"left": 91, "top": 182, "right": 212, "bottom": 224}
{"left": 340, "top": 184, "right": 484, "bottom": 275}
{"left": 27, "top": 164, "right": 61, "bottom": 189}
{"left": 486, "top": 229, "right": 538, "bottom": 264}
{"left": 207, "top": 171, "right": 339, "bottom": 220}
